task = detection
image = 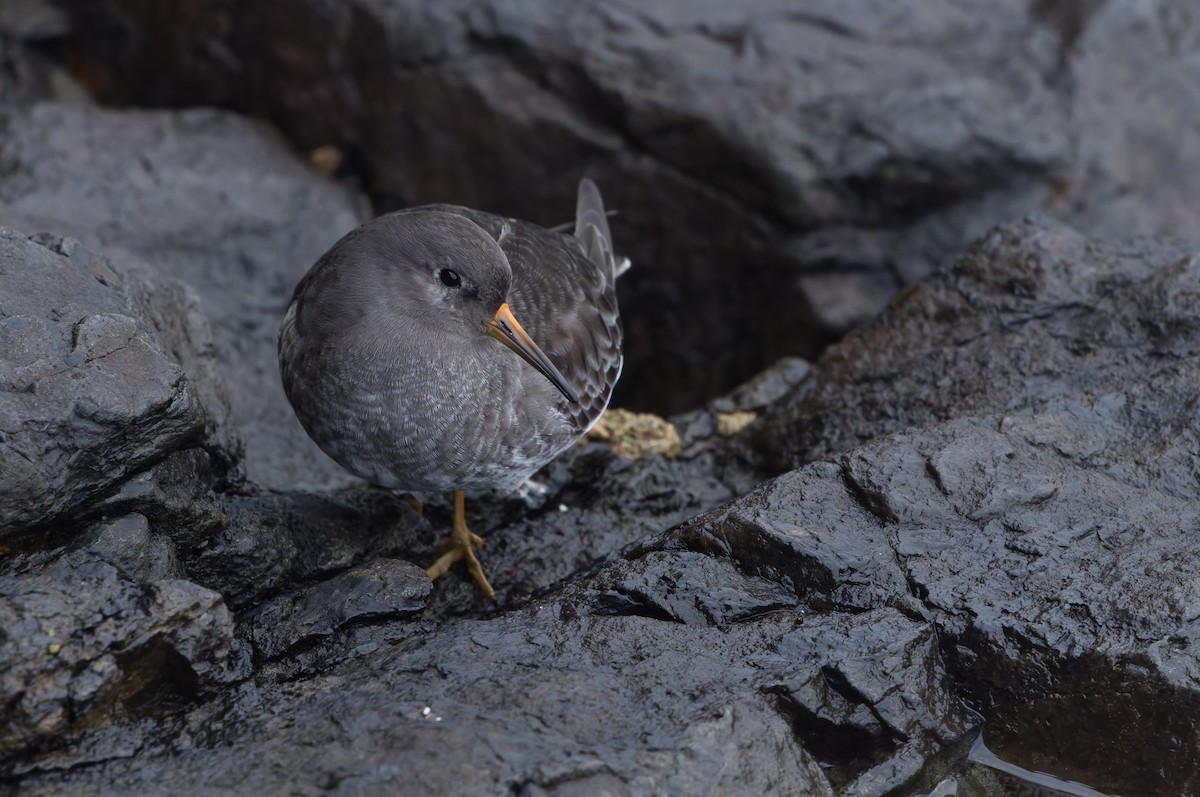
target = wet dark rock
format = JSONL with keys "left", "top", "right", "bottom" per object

{"left": 78, "top": 514, "right": 181, "bottom": 583}
{"left": 426, "top": 441, "right": 743, "bottom": 611}
{"left": 185, "top": 488, "right": 430, "bottom": 610}
{"left": 57, "top": 0, "right": 1200, "bottom": 412}
{"left": 3, "top": 9, "right": 1199, "bottom": 789}
{"left": 244, "top": 558, "right": 430, "bottom": 662}
{"left": 752, "top": 217, "right": 1200, "bottom": 474}
{"left": 86, "top": 448, "right": 231, "bottom": 552}
{"left": 0, "top": 555, "right": 238, "bottom": 777}
{"left": 0, "top": 229, "right": 206, "bottom": 535}
{"left": 16, "top": 581, "right": 975, "bottom": 796}
{"left": 0, "top": 102, "right": 369, "bottom": 491}
{"left": 716, "top": 217, "right": 1200, "bottom": 794}
{"left": 727, "top": 407, "right": 1200, "bottom": 794}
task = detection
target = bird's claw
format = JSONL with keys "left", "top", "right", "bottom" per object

{"left": 424, "top": 491, "right": 495, "bottom": 602}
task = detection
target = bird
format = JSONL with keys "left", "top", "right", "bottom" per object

{"left": 278, "top": 178, "right": 626, "bottom": 601}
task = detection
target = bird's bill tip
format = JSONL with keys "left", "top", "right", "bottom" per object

{"left": 485, "top": 303, "right": 580, "bottom": 404}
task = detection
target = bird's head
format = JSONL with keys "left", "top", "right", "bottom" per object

{"left": 348, "top": 210, "right": 578, "bottom": 404}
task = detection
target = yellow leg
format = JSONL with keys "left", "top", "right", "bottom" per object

{"left": 425, "top": 490, "right": 495, "bottom": 602}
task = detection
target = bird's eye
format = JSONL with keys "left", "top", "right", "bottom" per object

{"left": 439, "top": 269, "right": 462, "bottom": 288}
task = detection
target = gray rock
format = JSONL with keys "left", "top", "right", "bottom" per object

{"left": 55, "top": 0, "right": 1200, "bottom": 413}
{"left": 0, "top": 555, "right": 238, "bottom": 775}
{"left": 79, "top": 513, "right": 182, "bottom": 582}
{"left": 86, "top": 448, "right": 230, "bottom": 551}
{"left": 13, "top": 583, "right": 974, "bottom": 796}
{"left": 725, "top": 216, "right": 1200, "bottom": 794}
{"left": 186, "top": 488, "right": 429, "bottom": 610}
{"left": 709, "top": 355, "right": 811, "bottom": 414}
{"left": 245, "top": 558, "right": 430, "bottom": 662}
{"left": 4, "top": 6, "right": 1200, "bottom": 790}
{"left": 752, "top": 217, "right": 1200, "bottom": 474}
{"left": 0, "top": 229, "right": 205, "bottom": 534}
{"left": 0, "top": 102, "right": 370, "bottom": 491}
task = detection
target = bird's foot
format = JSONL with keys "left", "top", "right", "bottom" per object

{"left": 425, "top": 490, "right": 495, "bottom": 602}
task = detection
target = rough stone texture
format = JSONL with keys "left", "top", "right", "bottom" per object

{"left": 6, "top": 5, "right": 1200, "bottom": 791}
{"left": 79, "top": 514, "right": 182, "bottom": 583}
{"left": 0, "top": 229, "right": 206, "bottom": 534}
{"left": 0, "top": 102, "right": 369, "bottom": 491}
{"left": 187, "top": 488, "right": 430, "bottom": 611}
{"left": 57, "top": 0, "right": 1200, "bottom": 413}
{"left": 10, "top": 217, "right": 1200, "bottom": 795}
{"left": 0, "top": 553, "right": 239, "bottom": 776}
{"left": 725, "top": 217, "right": 1200, "bottom": 794}
{"left": 15, "top": 579, "right": 974, "bottom": 797}
{"left": 244, "top": 558, "right": 430, "bottom": 662}
{"left": 752, "top": 218, "right": 1200, "bottom": 474}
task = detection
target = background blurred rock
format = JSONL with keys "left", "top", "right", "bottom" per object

{"left": 0, "top": 0, "right": 73, "bottom": 105}
{"left": 54, "top": 0, "right": 1200, "bottom": 414}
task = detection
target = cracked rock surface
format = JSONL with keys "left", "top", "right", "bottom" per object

{"left": 0, "top": 229, "right": 206, "bottom": 533}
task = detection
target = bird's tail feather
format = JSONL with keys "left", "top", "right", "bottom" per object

{"left": 575, "top": 178, "right": 630, "bottom": 280}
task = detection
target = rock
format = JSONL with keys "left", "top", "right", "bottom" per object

{"left": 13, "top": 576, "right": 976, "bottom": 796}
{"left": 0, "top": 0, "right": 78, "bottom": 107}
{"left": 693, "top": 407, "right": 1200, "bottom": 795}
{"left": 78, "top": 513, "right": 181, "bottom": 583}
{"left": 0, "top": 102, "right": 370, "bottom": 491}
{"left": 751, "top": 217, "right": 1200, "bottom": 474}
{"left": 0, "top": 555, "right": 238, "bottom": 776}
{"left": 244, "top": 558, "right": 430, "bottom": 662}
{"left": 178, "top": 487, "right": 436, "bottom": 611}
{"left": 719, "top": 216, "right": 1200, "bottom": 794}
{"left": 55, "top": 0, "right": 1200, "bottom": 413}
{"left": 0, "top": 229, "right": 205, "bottom": 535}
{"left": 708, "top": 355, "right": 811, "bottom": 414}
{"left": 4, "top": 6, "right": 1200, "bottom": 790}
{"left": 85, "top": 448, "right": 231, "bottom": 552}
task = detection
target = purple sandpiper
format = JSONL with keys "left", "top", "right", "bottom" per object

{"left": 279, "top": 179, "right": 625, "bottom": 600}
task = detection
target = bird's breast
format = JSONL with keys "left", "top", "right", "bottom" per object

{"left": 283, "top": 331, "right": 578, "bottom": 494}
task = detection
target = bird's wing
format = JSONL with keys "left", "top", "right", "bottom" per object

{"left": 416, "top": 182, "right": 624, "bottom": 433}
